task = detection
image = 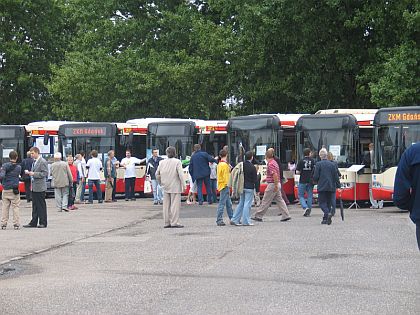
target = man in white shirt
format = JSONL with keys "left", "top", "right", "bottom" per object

{"left": 120, "top": 150, "right": 146, "bottom": 201}
{"left": 86, "top": 150, "right": 103, "bottom": 204}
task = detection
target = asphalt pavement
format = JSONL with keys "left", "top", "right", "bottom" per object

{"left": 0, "top": 197, "right": 419, "bottom": 314}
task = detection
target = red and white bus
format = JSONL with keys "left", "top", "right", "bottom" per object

{"left": 372, "top": 106, "right": 420, "bottom": 201}
{"left": 295, "top": 109, "right": 377, "bottom": 202}
{"left": 227, "top": 113, "right": 305, "bottom": 201}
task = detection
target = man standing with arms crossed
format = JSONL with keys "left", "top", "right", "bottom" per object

{"left": 252, "top": 148, "right": 291, "bottom": 222}
{"left": 24, "top": 147, "right": 48, "bottom": 228}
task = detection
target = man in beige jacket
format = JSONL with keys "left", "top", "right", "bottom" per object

{"left": 51, "top": 152, "right": 73, "bottom": 212}
{"left": 156, "top": 146, "right": 186, "bottom": 228}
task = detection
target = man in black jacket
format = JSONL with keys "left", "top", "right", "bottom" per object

{"left": 20, "top": 151, "right": 33, "bottom": 202}
{"left": 313, "top": 148, "right": 340, "bottom": 225}
{"left": 0, "top": 151, "right": 22, "bottom": 229}
{"left": 147, "top": 148, "right": 164, "bottom": 205}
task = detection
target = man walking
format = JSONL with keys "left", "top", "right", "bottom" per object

{"left": 156, "top": 146, "right": 186, "bottom": 228}
{"left": 20, "top": 151, "right": 33, "bottom": 203}
{"left": 147, "top": 148, "right": 164, "bottom": 205}
{"left": 296, "top": 148, "right": 315, "bottom": 217}
{"left": 252, "top": 148, "right": 291, "bottom": 222}
{"left": 86, "top": 150, "right": 103, "bottom": 204}
{"left": 189, "top": 144, "right": 217, "bottom": 205}
{"left": 393, "top": 142, "right": 420, "bottom": 250}
{"left": 24, "top": 147, "right": 48, "bottom": 228}
{"left": 215, "top": 149, "right": 233, "bottom": 226}
{"left": 0, "top": 151, "right": 22, "bottom": 229}
{"left": 231, "top": 151, "right": 258, "bottom": 226}
{"left": 104, "top": 150, "right": 116, "bottom": 203}
{"left": 51, "top": 152, "right": 73, "bottom": 212}
{"left": 120, "top": 150, "right": 146, "bottom": 201}
{"left": 313, "top": 148, "right": 340, "bottom": 225}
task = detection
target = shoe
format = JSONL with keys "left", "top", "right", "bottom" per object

{"left": 230, "top": 221, "right": 242, "bottom": 226}
{"left": 198, "top": 202, "right": 203, "bottom": 205}
{"left": 105, "top": 200, "right": 112, "bottom": 203}
{"left": 63, "top": 208, "right": 69, "bottom": 212}
{"left": 98, "top": 200, "right": 103, "bottom": 203}
{"left": 37, "top": 224, "right": 47, "bottom": 228}
{"left": 327, "top": 214, "right": 332, "bottom": 225}
{"left": 130, "top": 198, "right": 136, "bottom": 201}
{"left": 73, "top": 206, "right": 78, "bottom": 210}
{"left": 163, "top": 225, "right": 171, "bottom": 228}
{"left": 170, "top": 224, "right": 184, "bottom": 228}
{"left": 217, "top": 222, "right": 226, "bottom": 226}
{"left": 251, "top": 217, "right": 263, "bottom": 222}
{"left": 303, "top": 208, "right": 311, "bottom": 217}
{"left": 153, "top": 201, "right": 158, "bottom": 205}
{"left": 208, "top": 202, "right": 213, "bottom": 205}
{"left": 23, "top": 224, "right": 37, "bottom": 228}
{"left": 280, "top": 217, "right": 291, "bottom": 222}
{"left": 87, "top": 201, "right": 93, "bottom": 204}
{"left": 112, "top": 199, "right": 117, "bottom": 202}
{"left": 321, "top": 219, "right": 327, "bottom": 224}
{"left": 125, "top": 199, "right": 129, "bottom": 201}
{"left": 13, "top": 224, "right": 20, "bottom": 230}
{"left": 242, "top": 223, "right": 254, "bottom": 226}
{"left": 1, "top": 225, "right": 6, "bottom": 230}
{"left": 158, "top": 201, "right": 163, "bottom": 205}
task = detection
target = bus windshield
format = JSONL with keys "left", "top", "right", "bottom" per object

{"left": 300, "top": 129, "right": 354, "bottom": 167}
{"left": 0, "top": 139, "right": 23, "bottom": 165}
{"left": 229, "top": 129, "right": 277, "bottom": 164}
{"left": 148, "top": 135, "right": 193, "bottom": 161}
{"left": 62, "top": 137, "right": 114, "bottom": 165}
{"left": 377, "top": 124, "right": 420, "bottom": 170}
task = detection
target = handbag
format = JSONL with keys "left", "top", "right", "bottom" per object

{"left": 144, "top": 176, "right": 152, "bottom": 194}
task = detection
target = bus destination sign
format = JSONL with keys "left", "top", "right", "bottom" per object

{"left": 387, "top": 112, "right": 420, "bottom": 123}
{"left": 64, "top": 127, "right": 108, "bottom": 137}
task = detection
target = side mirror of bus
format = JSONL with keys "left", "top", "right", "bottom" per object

{"left": 29, "top": 137, "right": 34, "bottom": 147}
{"left": 209, "top": 131, "right": 215, "bottom": 143}
{"left": 277, "top": 130, "right": 284, "bottom": 143}
{"left": 43, "top": 132, "right": 49, "bottom": 146}
{"left": 354, "top": 129, "right": 359, "bottom": 141}
{"left": 198, "top": 134, "right": 204, "bottom": 145}
{"left": 299, "top": 133, "right": 304, "bottom": 144}
{"left": 120, "top": 135, "right": 126, "bottom": 146}
{"left": 128, "top": 131, "right": 134, "bottom": 146}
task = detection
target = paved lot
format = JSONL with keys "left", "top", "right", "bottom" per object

{"left": 0, "top": 198, "right": 419, "bottom": 314}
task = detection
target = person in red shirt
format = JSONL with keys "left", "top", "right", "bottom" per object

{"left": 67, "top": 155, "right": 79, "bottom": 210}
{"left": 252, "top": 148, "right": 291, "bottom": 222}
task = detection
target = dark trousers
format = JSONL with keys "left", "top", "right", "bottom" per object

{"left": 318, "top": 191, "right": 335, "bottom": 219}
{"left": 210, "top": 179, "right": 217, "bottom": 202}
{"left": 125, "top": 177, "right": 136, "bottom": 199}
{"left": 416, "top": 224, "right": 420, "bottom": 251}
{"left": 196, "top": 176, "right": 212, "bottom": 204}
{"left": 68, "top": 182, "right": 77, "bottom": 207}
{"left": 88, "top": 179, "right": 103, "bottom": 203}
{"left": 29, "top": 191, "right": 47, "bottom": 227}
{"left": 24, "top": 180, "right": 32, "bottom": 202}
{"left": 112, "top": 177, "right": 117, "bottom": 201}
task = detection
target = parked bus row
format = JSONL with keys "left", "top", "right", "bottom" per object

{"left": 0, "top": 106, "right": 419, "bottom": 205}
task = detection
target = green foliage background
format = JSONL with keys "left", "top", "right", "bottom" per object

{"left": 0, "top": 0, "right": 418, "bottom": 123}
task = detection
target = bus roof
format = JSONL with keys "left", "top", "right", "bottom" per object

{"left": 373, "top": 106, "right": 420, "bottom": 126}
{"left": 315, "top": 108, "right": 378, "bottom": 115}
{"left": 296, "top": 114, "right": 358, "bottom": 130}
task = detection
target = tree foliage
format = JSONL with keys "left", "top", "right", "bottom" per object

{"left": 0, "top": 0, "right": 418, "bottom": 124}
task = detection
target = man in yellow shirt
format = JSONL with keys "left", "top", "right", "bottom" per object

{"left": 216, "top": 149, "right": 233, "bottom": 226}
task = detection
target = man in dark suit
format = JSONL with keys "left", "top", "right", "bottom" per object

{"left": 24, "top": 147, "right": 49, "bottom": 228}
{"left": 20, "top": 151, "right": 34, "bottom": 203}
{"left": 189, "top": 144, "right": 217, "bottom": 205}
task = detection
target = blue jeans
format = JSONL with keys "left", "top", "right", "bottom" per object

{"left": 231, "top": 189, "right": 254, "bottom": 225}
{"left": 196, "top": 176, "right": 212, "bottom": 204}
{"left": 216, "top": 187, "right": 233, "bottom": 223}
{"left": 151, "top": 179, "right": 163, "bottom": 202}
{"left": 80, "top": 179, "right": 86, "bottom": 201}
{"left": 210, "top": 179, "right": 218, "bottom": 203}
{"left": 298, "top": 183, "right": 313, "bottom": 210}
{"left": 318, "top": 191, "right": 335, "bottom": 218}
{"left": 88, "top": 179, "right": 102, "bottom": 203}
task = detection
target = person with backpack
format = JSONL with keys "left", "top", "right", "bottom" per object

{"left": 0, "top": 151, "right": 22, "bottom": 229}
{"left": 296, "top": 148, "right": 315, "bottom": 217}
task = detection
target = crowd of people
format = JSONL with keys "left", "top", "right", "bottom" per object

{"left": 1, "top": 142, "right": 418, "bottom": 251}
